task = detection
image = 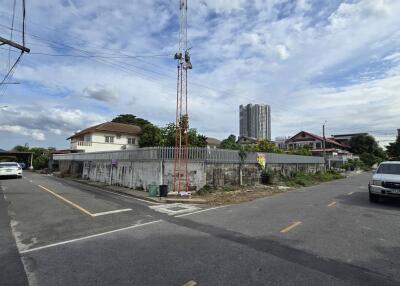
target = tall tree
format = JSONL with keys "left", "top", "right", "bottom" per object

{"left": 12, "top": 144, "right": 30, "bottom": 152}
{"left": 349, "top": 134, "right": 386, "bottom": 166}
{"left": 112, "top": 114, "right": 151, "bottom": 127}
{"left": 139, "top": 125, "right": 162, "bottom": 147}
{"left": 220, "top": 135, "right": 239, "bottom": 150}
{"left": 387, "top": 136, "right": 400, "bottom": 160}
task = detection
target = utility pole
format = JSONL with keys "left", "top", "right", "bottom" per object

{"left": 0, "top": 36, "right": 30, "bottom": 54}
{"left": 0, "top": 0, "right": 29, "bottom": 89}
{"left": 323, "top": 122, "right": 327, "bottom": 170}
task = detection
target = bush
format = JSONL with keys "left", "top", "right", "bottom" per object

{"left": 197, "top": 185, "right": 215, "bottom": 196}
{"left": 33, "top": 154, "right": 49, "bottom": 170}
{"left": 285, "top": 170, "right": 344, "bottom": 187}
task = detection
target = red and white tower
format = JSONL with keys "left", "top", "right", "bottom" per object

{"left": 173, "top": 0, "right": 192, "bottom": 194}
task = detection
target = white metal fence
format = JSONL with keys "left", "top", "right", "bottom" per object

{"left": 53, "top": 147, "right": 325, "bottom": 164}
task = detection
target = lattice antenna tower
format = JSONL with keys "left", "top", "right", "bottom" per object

{"left": 173, "top": 0, "right": 192, "bottom": 194}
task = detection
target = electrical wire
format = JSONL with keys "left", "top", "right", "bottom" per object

{"left": 8, "top": 0, "right": 16, "bottom": 69}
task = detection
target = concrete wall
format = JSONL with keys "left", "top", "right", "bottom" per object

{"left": 59, "top": 159, "right": 324, "bottom": 191}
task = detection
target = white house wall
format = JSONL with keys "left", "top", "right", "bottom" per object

{"left": 72, "top": 132, "right": 140, "bottom": 152}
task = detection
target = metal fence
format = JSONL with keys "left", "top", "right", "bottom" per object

{"left": 53, "top": 147, "right": 324, "bottom": 164}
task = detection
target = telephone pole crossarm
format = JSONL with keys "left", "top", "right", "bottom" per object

{"left": 0, "top": 36, "right": 30, "bottom": 53}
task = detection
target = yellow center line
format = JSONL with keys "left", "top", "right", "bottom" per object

{"left": 328, "top": 201, "right": 337, "bottom": 207}
{"left": 38, "top": 185, "right": 94, "bottom": 217}
{"left": 280, "top": 221, "right": 302, "bottom": 233}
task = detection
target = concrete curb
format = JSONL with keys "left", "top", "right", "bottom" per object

{"left": 66, "top": 178, "right": 208, "bottom": 204}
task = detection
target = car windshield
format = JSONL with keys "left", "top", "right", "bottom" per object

{"left": 377, "top": 164, "right": 400, "bottom": 175}
{"left": 0, "top": 163, "right": 18, "bottom": 167}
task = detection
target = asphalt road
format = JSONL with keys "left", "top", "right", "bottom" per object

{"left": 1, "top": 171, "right": 400, "bottom": 286}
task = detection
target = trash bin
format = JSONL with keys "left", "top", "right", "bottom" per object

{"left": 148, "top": 184, "right": 158, "bottom": 197}
{"left": 159, "top": 185, "right": 168, "bottom": 197}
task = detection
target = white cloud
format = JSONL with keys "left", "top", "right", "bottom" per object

{"left": 0, "top": 125, "right": 45, "bottom": 141}
{"left": 275, "top": 45, "right": 290, "bottom": 60}
{"left": 1, "top": 0, "right": 400, "bottom": 149}
{"left": 82, "top": 85, "right": 119, "bottom": 102}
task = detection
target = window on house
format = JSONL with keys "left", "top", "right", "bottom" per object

{"left": 127, "top": 137, "right": 136, "bottom": 145}
{"left": 105, "top": 136, "right": 114, "bottom": 143}
{"left": 116, "top": 134, "right": 121, "bottom": 139}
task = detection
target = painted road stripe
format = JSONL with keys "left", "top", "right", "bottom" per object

{"left": 175, "top": 205, "right": 227, "bottom": 217}
{"left": 348, "top": 192, "right": 354, "bottom": 195}
{"left": 181, "top": 281, "right": 197, "bottom": 286}
{"left": 91, "top": 208, "right": 132, "bottom": 217}
{"left": 280, "top": 221, "right": 302, "bottom": 233}
{"left": 20, "top": 220, "right": 163, "bottom": 254}
{"left": 85, "top": 186, "right": 161, "bottom": 205}
{"left": 328, "top": 201, "right": 337, "bottom": 207}
{"left": 38, "top": 185, "right": 94, "bottom": 217}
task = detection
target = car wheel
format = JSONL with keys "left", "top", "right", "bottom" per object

{"left": 369, "top": 191, "right": 379, "bottom": 203}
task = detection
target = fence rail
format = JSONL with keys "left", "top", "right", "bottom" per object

{"left": 53, "top": 147, "right": 324, "bottom": 164}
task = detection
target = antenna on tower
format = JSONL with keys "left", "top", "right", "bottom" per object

{"left": 173, "top": 0, "right": 192, "bottom": 195}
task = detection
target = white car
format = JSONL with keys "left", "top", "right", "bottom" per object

{"left": 0, "top": 162, "right": 23, "bottom": 178}
{"left": 369, "top": 161, "right": 400, "bottom": 203}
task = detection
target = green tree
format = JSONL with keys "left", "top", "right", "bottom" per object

{"left": 139, "top": 124, "right": 162, "bottom": 147}
{"left": 256, "top": 139, "right": 283, "bottom": 153}
{"left": 220, "top": 135, "right": 240, "bottom": 150}
{"left": 386, "top": 136, "right": 400, "bottom": 160}
{"left": 12, "top": 144, "right": 30, "bottom": 152}
{"left": 160, "top": 123, "right": 176, "bottom": 147}
{"left": 112, "top": 114, "right": 151, "bottom": 127}
{"left": 33, "top": 154, "right": 49, "bottom": 170}
{"left": 157, "top": 122, "right": 207, "bottom": 147}
{"left": 349, "top": 134, "right": 386, "bottom": 166}
{"left": 287, "top": 145, "right": 312, "bottom": 156}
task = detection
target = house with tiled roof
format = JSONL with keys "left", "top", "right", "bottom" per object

{"left": 285, "top": 131, "right": 358, "bottom": 167}
{"left": 67, "top": 122, "right": 143, "bottom": 152}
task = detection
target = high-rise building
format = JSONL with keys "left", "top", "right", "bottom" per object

{"left": 239, "top": 104, "right": 271, "bottom": 140}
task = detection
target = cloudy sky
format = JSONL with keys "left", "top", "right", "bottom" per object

{"left": 0, "top": 0, "right": 399, "bottom": 150}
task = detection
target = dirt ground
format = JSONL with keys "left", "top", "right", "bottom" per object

{"left": 195, "top": 184, "right": 294, "bottom": 205}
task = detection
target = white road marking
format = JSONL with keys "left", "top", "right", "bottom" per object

{"left": 175, "top": 205, "right": 227, "bottom": 217}
{"left": 76, "top": 185, "right": 161, "bottom": 205}
{"left": 348, "top": 192, "right": 354, "bottom": 195}
{"left": 149, "top": 203, "right": 201, "bottom": 215}
{"left": 20, "top": 220, "right": 163, "bottom": 254}
{"left": 91, "top": 208, "right": 132, "bottom": 217}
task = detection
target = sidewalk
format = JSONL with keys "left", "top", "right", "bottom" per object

{"left": 70, "top": 178, "right": 207, "bottom": 204}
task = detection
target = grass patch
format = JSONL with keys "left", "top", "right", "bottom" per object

{"left": 285, "top": 170, "right": 344, "bottom": 187}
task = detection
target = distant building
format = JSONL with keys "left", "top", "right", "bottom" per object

{"left": 331, "top": 133, "right": 368, "bottom": 146}
{"left": 67, "top": 122, "right": 142, "bottom": 152}
{"left": 206, "top": 137, "right": 221, "bottom": 149}
{"left": 286, "top": 131, "right": 347, "bottom": 151}
{"left": 237, "top": 136, "right": 258, "bottom": 145}
{"left": 239, "top": 104, "right": 271, "bottom": 140}
{"left": 275, "top": 136, "right": 290, "bottom": 149}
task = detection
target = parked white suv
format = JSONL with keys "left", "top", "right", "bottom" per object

{"left": 369, "top": 161, "right": 400, "bottom": 203}
{"left": 0, "top": 162, "right": 23, "bottom": 178}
